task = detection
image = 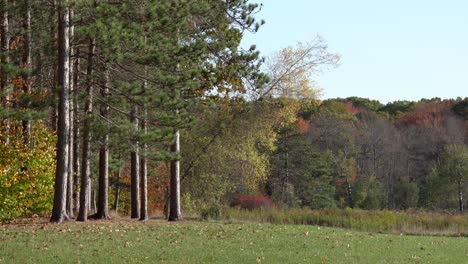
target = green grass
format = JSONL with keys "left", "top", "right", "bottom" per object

{"left": 1, "top": 219, "right": 467, "bottom": 263}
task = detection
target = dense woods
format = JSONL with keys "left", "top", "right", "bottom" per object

{"left": 0, "top": 0, "right": 467, "bottom": 224}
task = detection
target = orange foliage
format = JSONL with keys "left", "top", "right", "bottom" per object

{"left": 344, "top": 102, "right": 360, "bottom": 115}
{"left": 232, "top": 195, "right": 273, "bottom": 210}
{"left": 296, "top": 116, "right": 310, "bottom": 133}
{"left": 9, "top": 36, "right": 25, "bottom": 51}
{"left": 10, "top": 77, "right": 29, "bottom": 89}
{"left": 148, "top": 163, "right": 170, "bottom": 214}
{"left": 395, "top": 101, "right": 455, "bottom": 128}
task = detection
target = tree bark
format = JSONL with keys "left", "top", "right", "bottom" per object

{"left": 0, "top": 0, "right": 7, "bottom": 95}
{"left": 345, "top": 177, "right": 353, "bottom": 209}
{"left": 169, "top": 130, "right": 182, "bottom": 221}
{"left": 96, "top": 66, "right": 110, "bottom": 219}
{"left": 66, "top": 8, "right": 74, "bottom": 219}
{"left": 139, "top": 108, "right": 148, "bottom": 221}
{"left": 50, "top": 2, "right": 70, "bottom": 223}
{"left": 130, "top": 106, "right": 140, "bottom": 219}
{"left": 1, "top": 1, "right": 10, "bottom": 143}
{"left": 113, "top": 170, "right": 121, "bottom": 213}
{"left": 91, "top": 187, "right": 96, "bottom": 213}
{"left": 72, "top": 48, "right": 80, "bottom": 215}
{"left": 76, "top": 38, "right": 95, "bottom": 222}
{"left": 459, "top": 180, "right": 464, "bottom": 214}
{"left": 49, "top": 0, "right": 58, "bottom": 131}
{"left": 21, "top": 0, "right": 32, "bottom": 143}
{"left": 139, "top": 66, "right": 148, "bottom": 221}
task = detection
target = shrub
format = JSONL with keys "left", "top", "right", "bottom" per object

{"left": 394, "top": 179, "right": 419, "bottom": 209}
{"left": 233, "top": 195, "right": 273, "bottom": 210}
{"left": 200, "top": 204, "right": 221, "bottom": 220}
{"left": 352, "top": 177, "right": 386, "bottom": 210}
{"left": 0, "top": 122, "right": 56, "bottom": 222}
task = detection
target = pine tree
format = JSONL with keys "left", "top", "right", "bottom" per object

{"left": 51, "top": 1, "right": 70, "bottom": 223}
{"left": 77, "top": 37, "right": 95, "bottom": 222}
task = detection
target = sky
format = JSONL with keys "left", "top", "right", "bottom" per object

{"left": 241, "top": 0, "right": 468, "bottom": 103}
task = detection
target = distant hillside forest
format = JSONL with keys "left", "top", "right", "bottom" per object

{"left": 1, "top": 0, "right": 467, "bottom": 223}
{"left": 182, "top": 97, "right": 468, "bottom": 215}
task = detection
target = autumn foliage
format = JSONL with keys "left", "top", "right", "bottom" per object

{"left": 395, "top": 101, "right": 455, "bottom": 128}
{"left": 0, "top": 122, "right": 56, "bottom": 222}
{"left": 232, "top": 195, "right": 274, "bottom": 210}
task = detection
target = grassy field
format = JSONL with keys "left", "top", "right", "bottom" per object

{"left": 1, "top": 219, "right": 467, "bottom": 263}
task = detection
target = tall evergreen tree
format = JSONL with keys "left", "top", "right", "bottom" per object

{"left": 77, "top": 37, "right": 95, "bottom": 222}
{"left": 51, "top": 1, "right": 70, "bottom": 223}
{"left": 96, "top": 66, "right": 110, "bottom": 219}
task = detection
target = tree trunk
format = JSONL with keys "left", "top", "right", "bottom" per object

{"left": 49, "top": 0, "right": 58, "bottom": 131}
{"left": 0, "top": 0, "right": 8, "bottom": 96}
{"left": 283, "top": 137, "right": 289, "bottom": 202}
{"left": 130, "top": 107, "right": 140, "bottom": 219}
{"left": 66, "top": 114, "right": 74, "bottom": 218}
{"left": 21, "top": 0, "right": 32, "bottom": 143}
{"left": 139, "top": 109, "right": 148, "bottom": 221}
{"left": 50, "top": 3, "right": 70, "bottom": 223}
{"left": 66, "top": 8, "right": 74, "bottom": 219}
{"left": 88, "top": 180, "right": 92, "bottom": 212}
{"left": 163, "top": 185, "right": 169, "bottom": 220}
{"left": 345, "top": 177, "right": 353, "bottom": 209}
{"left": 113, "top": 170, "right": 121, "bottom": 213}
{"left": 72, "top": 48, "right": 80, "bottom": 215}
{"left": 96, "top": 67, "right": 110, "bottom": 219}
{"left": 76, "top": 38, "right": 95, "bottom": 222}
{"left": 91, "top": 187, "right": 96, "bottom": 213}
{"left": 1, "top": 1, "right": 10, "bottom": 143}
{"left": 139, "top": 66, "right": 148, "bottom": 221}
{"left": 169, "top": 130, "right": 182, "bottom": 221}
{"left": 459, "top": 180, "right": 464, "bottom": 214}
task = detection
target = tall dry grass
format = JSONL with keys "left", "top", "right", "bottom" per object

{"left": 220, "top": 208, "right": 468, "bottom": 236}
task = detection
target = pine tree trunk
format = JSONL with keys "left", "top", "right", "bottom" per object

{"left": 91, "top": 187, "right": 96, "bottom": 213}
{"left": 76, "top": 38, "right": 95, "bottom": 222}
{"left": 459, "top": 180, "right": 464, "bottom": 214}
{"left": 67, "top": 113, "right": 74, "bottom": 218}
{"left": 130, "top": 107, "right": 140, "bottom": 219}
{"left": 49, "top": 0, "right": 58, "bottom": 131}
{"left": 66, "top": 8, "right": 74, "bottom": 219}
{"left": 97, "top": 147, "right": 109, "bottom": 217}
{"left": 113, "top": 170, "right": 121, "bottom": 213}
{"left": 139, "top": 67, "right": 148, "bottom": 221}
{"left": 96, "top": 67, "right": 110, "bottom": 219}
{"left": 139, "top": 109, "right": 148, "bottom": 221}
{"left": 88, "top": 180, "right": 92, "bottom": 212}
{"left": 50, "top": 3, "right": 70, "bottom": 223}
{"left": 0, "top": 1, "right": 7, "bottom": 96}
{"left": 1, "top": 1, "right": 10, "bottom": 143}
{"left": 72, "top": 48, "right": 80, "bottom": 215}
{"left": 21, "top": 0, "right": 32, "bottom": 143}
{"left": 163, "top": 185, "right": 170, "bottom": 220}
{"left": 169, "top": 130, "right": 182, "bottom": 221}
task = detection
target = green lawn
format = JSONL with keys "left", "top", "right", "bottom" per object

{"left": 1, "top": 219, "right": 467, "bottom": 263}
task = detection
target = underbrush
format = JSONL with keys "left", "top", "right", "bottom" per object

{"left": 221, "top": 207, "right": 468, "bottom": 236}
{"left": 0, "top": 122, "right": 56, "bottom": 222}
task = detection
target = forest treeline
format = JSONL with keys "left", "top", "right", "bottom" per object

{"left": 182, "top": 96, "right": 468, "bottom": 215}
{"left": 1, "top": 0, "right": 467, "bottom": 223}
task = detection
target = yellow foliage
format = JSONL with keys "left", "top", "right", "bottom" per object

{"left": 0, "top": 121, "right": 56, "bottom": 222}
